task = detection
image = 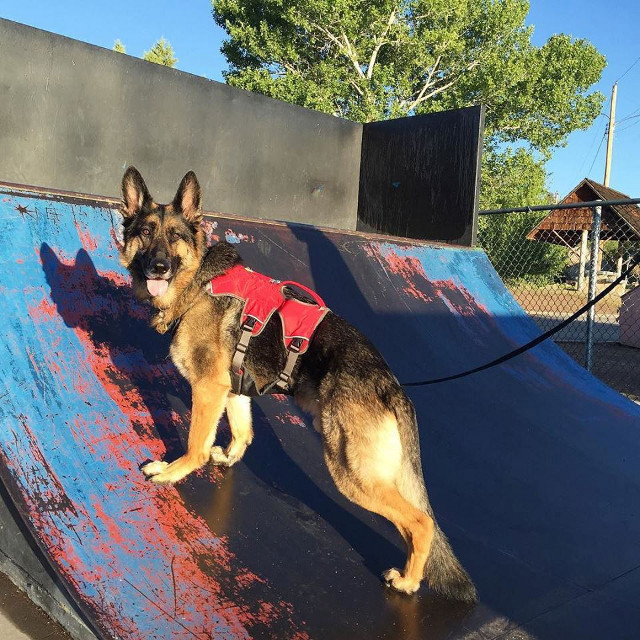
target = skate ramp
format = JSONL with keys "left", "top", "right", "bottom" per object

{"left": 1, "top": 182, "right": 640, "bottom": 640}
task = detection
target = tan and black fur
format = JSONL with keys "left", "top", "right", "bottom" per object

{"left": 118, "top": 166, "right": 477, "bottom": 600}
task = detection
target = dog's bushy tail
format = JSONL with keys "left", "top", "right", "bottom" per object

{"left": 394, "top": 391, "right": 477, "bottom": 603}
{"left": 425, "top": 524, "right": 477, "bottom": 602}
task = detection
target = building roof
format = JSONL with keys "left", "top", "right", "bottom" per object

{"left": 527, "top": 179, "right": 640, "bottom": 246}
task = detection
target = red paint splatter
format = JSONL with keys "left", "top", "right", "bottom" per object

{"left": 29, "top": 297, "right": 58, "bottom": 319}
{"left": 75, "top": 221, "right": 98, "bottom": 252}
{"left": 274, "top": 412, "right": 306, "bottom": 428}
{"left": 370, "top": 245, "right": 491, "bottom": 318}
{"left": 91, "top": 498, "right": 127, "bottom": 547}
{"left": 235, "top": 570, "right": 267, "bottom": 588}
{"left": 109, "top": 227, "right": 124, "bottom": 251}
{"left": 225, "top": 229, "right": 255, "bottom": 244}
{"left": 379, "top": 252, "right": 433, "bottom": 302}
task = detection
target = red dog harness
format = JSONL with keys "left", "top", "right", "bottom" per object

{"left": 206, "top": 264, "right": 329, "bottom": 395}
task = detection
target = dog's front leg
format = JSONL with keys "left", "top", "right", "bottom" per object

{"left": 211, "top": 394, "right": 253, "bottom": 467}
{"left": 142, "top": 373, "right": 231, "bottom": 484}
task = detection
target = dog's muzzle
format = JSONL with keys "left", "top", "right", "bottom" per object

{"left": 144, "top": 256, "right": 172, "bottom": 297}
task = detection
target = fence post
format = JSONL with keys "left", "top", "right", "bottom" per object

{"left": 577, "top": 229, "right": 589, "bottom": 291}
{"left": 585, "top": 203, "right": 602, "bottom": 371}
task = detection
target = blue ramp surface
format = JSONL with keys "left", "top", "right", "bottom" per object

{"left": 0, "top": 183, "right": 639, "bottom": 640}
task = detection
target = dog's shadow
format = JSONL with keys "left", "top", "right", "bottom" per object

{"left": 244, "top": 402, "right": 405, "bottom": 577}
{"left": 40, "top": 243, "right": 187, "bottom": 461}
{"left": 40, "top": 243, "right": 405, "bottom": 579}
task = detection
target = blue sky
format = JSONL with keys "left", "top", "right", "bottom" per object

{"left": 2, "top": 1, "right": 639, "bottom": 201}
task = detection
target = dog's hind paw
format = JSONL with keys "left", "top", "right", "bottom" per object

{"left": 141, "top": 460, "right": 169, "bottom": 477}
{"left": 383, "top": 568, "right": 421, "bottom": 595}
{"left": 210, "top": 446, "right": 237, "bottom": 467}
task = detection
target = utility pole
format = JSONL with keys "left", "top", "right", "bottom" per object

{"left": 602, "top": 83, "right": 627, "bottom": 283}
{"left": 604, "top": 82, "right": 617, "bottom": 187}
{"left": 597, "top": 83, "right": 617, "bottom": 274}
{"left": 579, "top": 85, "right": 617, "bottom": 290}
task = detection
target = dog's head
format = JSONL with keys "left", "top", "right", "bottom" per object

{"left": 119, "top": 166, "right": 206, "bottom": 308}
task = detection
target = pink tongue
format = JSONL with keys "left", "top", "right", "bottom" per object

{"left": 147, "top": 279, "right": 169, "bottom": 297}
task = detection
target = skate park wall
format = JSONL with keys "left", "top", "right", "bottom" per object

{"left": 0, "top": 18, "right": 482, "bottom": 246}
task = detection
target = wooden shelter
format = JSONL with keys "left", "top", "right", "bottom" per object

{"left": 527, "top": 179, "right": 640, "bottom": 289}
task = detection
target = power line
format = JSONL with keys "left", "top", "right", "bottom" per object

{"left": 575, "top": 120, "right": 605, "bottom": 181}
{"left": 616, "top": 117, "right": 640, "bottom": 134}
{"left": 616, "top": 53, "right": 640, "bottom": 83}
{"left": 586, "top": 132, "right": 606, "bottom": 177}
{"left": 617, "top": 106, "right": 640, "bottom": 123}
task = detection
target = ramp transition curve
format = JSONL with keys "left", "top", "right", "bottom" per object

{"left": 1, "top": 183, "right": 639, "bottom": 639}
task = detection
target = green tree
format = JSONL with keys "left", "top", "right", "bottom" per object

{"left": 212, "top": 0, "right": 602, "bottom": 279}
{"left": 113, "top": 38, "right": 178, "bottom": 68}
{"left": 477, "top": 149, "right": 568, "bottom": 284}
{"left": 143, "top": 38, "right": 178, "bottom": 67}
{"left": 212, "top": 0, "right": 604, "bottom": 148}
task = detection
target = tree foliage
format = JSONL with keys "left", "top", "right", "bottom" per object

{"left": 477, "top": 149, "right": 568, "bottom": 284}
{"left": 212, "top": 0, "right": 605, "bottom": 280}
{"left": 143, "top": 38, "right": 178, "bottom": 68}
{"left": 479, "top": 209, "right": 569, "bottom": 285}
{"left": 479, "top": 147, "right": 549, "bottom": 212}
{"left": 113, "top": 38, "right": 178, "bottom": 68}
{"left": 212, "top": 0, "right": 604, "bottom": 154}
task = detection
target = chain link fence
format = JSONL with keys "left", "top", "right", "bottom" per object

{"left": 477, "top": 199, "right": 640, "bottom": 402}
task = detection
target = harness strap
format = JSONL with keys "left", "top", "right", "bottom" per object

{"left": 274, "top": 338, "right": 303, "bottom": 392}
{"left": 231, "top": 318, "right": 256, "bottom": 394}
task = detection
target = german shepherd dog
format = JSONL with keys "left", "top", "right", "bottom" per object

{"left": 118, "top": 166, "right": 476, "bottom": 600}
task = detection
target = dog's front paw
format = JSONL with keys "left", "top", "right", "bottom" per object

{"left": 150, "top": 311, "right": 172, "bottom": 334}
{"left": 141, "top": 457, "right": 195, "bottom": 484}
{"left": 141, "top": 460, "right": 169, "bottom": 477}
{"left": 383, "top": 568, "right": 421, "bottom": 595}
{"left": 210, "top": 445, "right": 238, "bottom": 467}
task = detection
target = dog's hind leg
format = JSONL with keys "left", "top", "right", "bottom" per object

{"left": 211, "top": 394, "right": 253, "bottom": 467}
{"left": 368, "top": 488, "right": 434, "bottom": 595}
{"left": 142, "top": 372, "right": 231, "bottom": 484}
{"left": 321, "top": 407, "right": 435, "bottom": 595}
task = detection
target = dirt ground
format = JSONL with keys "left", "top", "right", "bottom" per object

{"left": 509, "top": 283, "right": 640, "bottom": 402}
{"left": 0, "top": 572, "right": 71, "bottom": 640}
{"left": 512, "top": 282, "right": 625, "bottom": 316}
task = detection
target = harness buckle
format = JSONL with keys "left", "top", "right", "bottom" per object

{"left": 275, "top": 338, "right": 305, "bottom": 391}
{"left": 242, "top": 317, "right": 258, "bottom": 331}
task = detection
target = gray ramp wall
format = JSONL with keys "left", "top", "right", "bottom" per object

{"left": 0, "top": 19, "right": 362, "bottom": 229}
{"left": 0, "top": 18, "right": 483, "bottom": 245}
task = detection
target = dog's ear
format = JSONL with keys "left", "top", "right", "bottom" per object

{"left": 173, "top": 171, "right": 202, "bottom": 223}
{"left": 121, "top": 166, "right": 152, "bottom": 217}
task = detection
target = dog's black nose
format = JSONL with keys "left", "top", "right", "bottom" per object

{"left": 150, "top": 258, "right": 170, "bottom": 275}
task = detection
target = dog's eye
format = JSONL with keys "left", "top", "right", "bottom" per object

{"left": 170, "top": 231, "right": 182, "bottom": 242}
{"left": 140, "top": 227, "right": 151, "bottom": 237}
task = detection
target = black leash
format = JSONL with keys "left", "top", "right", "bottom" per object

{"left": 401, "top": 256, "right": 640, "bottom": 387}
